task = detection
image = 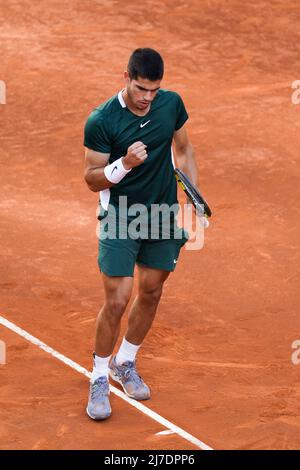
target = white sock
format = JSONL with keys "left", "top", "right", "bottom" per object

{"left": 91, "top": 353, "right": 111, "bottom": 382}
{"left": 115, "top": 337, "right": 141, "bottom": 365}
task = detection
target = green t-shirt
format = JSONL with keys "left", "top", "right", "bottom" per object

{"left": 84, "top": 89, "right": 188, "bottom": 236}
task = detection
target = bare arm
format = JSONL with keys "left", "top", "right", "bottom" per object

{"left": 173, "top": 125, "right": 199, "bottom": 188}
{"left": 84, "top": 148, "right": 112, "bottom": 192}
{"left": 84, "top": 142, "right": 148, "bottom": 192}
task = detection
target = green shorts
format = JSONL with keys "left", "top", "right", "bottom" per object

{"left": 98, "top": 229, "right": 189, "bottom": 277}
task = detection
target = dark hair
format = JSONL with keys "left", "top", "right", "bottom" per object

{"left": 128, "top": 48, "right": 164, "bottom": 81}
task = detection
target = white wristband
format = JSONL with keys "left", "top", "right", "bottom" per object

{"left": 104, "top": 157, "right": 131, "bottom": 184}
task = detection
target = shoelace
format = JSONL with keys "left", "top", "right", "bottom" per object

{"left": 121, "top": 362, "right": 143, "bottom": 385}
{"left": 91, "top": 377, "right": 109, "bottom": 400}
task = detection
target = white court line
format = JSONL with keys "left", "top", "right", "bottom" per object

{"left": 156, "top": 430, "right": 175, "bottom": 436}
{"left": 0, "top": 314, "right": 213, "bottom": 450}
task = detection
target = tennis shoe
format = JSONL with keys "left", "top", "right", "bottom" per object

{"left": 86, "top": 376, "right": 111, "bottom": 420}
{"left": 109, "top": 355, "right": 150, "bottom": 400}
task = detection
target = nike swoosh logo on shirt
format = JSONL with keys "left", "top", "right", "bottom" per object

{"left": 111, "top": 166, "right": 118, "bottom": 175}
{"left": 140, "top": 120, "right": 151, "bottom": 128}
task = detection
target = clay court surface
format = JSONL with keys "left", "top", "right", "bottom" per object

{"left": 1, "top": 0, "right": 300, "bottom": 450}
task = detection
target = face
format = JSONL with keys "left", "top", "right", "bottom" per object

{"left": 124, "top": 72, "right": 161, "bottom": 111}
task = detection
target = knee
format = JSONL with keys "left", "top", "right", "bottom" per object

{"left": 105, "top": 298, "right": 128, "bottom": 321}
{"left": 139, "top": 284, "right": 163, "bottom": 304}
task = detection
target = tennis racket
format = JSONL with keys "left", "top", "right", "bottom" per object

{"left": 174, "top": 168, "right": 212, "bottom": 218}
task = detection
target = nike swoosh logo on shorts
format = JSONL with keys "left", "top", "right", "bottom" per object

{"left": 111, "top": 166, "right": 118, "bottom": 175}
{"left": 140, "top": 120, "right": 151, "bottom": 128}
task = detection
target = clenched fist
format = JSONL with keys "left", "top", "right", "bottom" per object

{"left": 122, "top": 141, "right": 148, "bottom": 170}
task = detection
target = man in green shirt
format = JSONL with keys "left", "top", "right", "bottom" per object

{"left": 84, "top": 48, "right": 199, "bottom": 420}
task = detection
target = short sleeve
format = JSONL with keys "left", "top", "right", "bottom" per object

{"left": 83, "top": 110, "right": 111, "bottom": 153}
{"left": 175, "top": 94, "right": 189, "bottom": 131}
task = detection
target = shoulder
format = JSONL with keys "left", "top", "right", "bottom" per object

{"left": 85, "top": 94, "right": 121, "bottom": 127}
{"left": 154, "top": 90, "right": 186, "bottom": 113}
{"left": 156, "top": 89, "right": 184, "bottom": 103}
{"left": 156, "top": 90, "right": 188, "bottom": 130}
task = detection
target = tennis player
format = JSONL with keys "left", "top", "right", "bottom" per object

{"left": 84, "top": 48, "right": 199, "bottom": 420}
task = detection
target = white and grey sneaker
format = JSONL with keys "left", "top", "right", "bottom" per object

{"left": 86, "top": 376, "right": 111, "bottom": 420}
{"left": 109, "top": 355, "right": 150, "bottom": 401}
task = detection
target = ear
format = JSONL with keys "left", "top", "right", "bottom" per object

{"left": 124, "top": 71, "right": 130, "bottom": 84}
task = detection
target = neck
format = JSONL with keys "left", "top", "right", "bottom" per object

{"left": 122, "top": 89, "right": 150, "bottom": 117}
